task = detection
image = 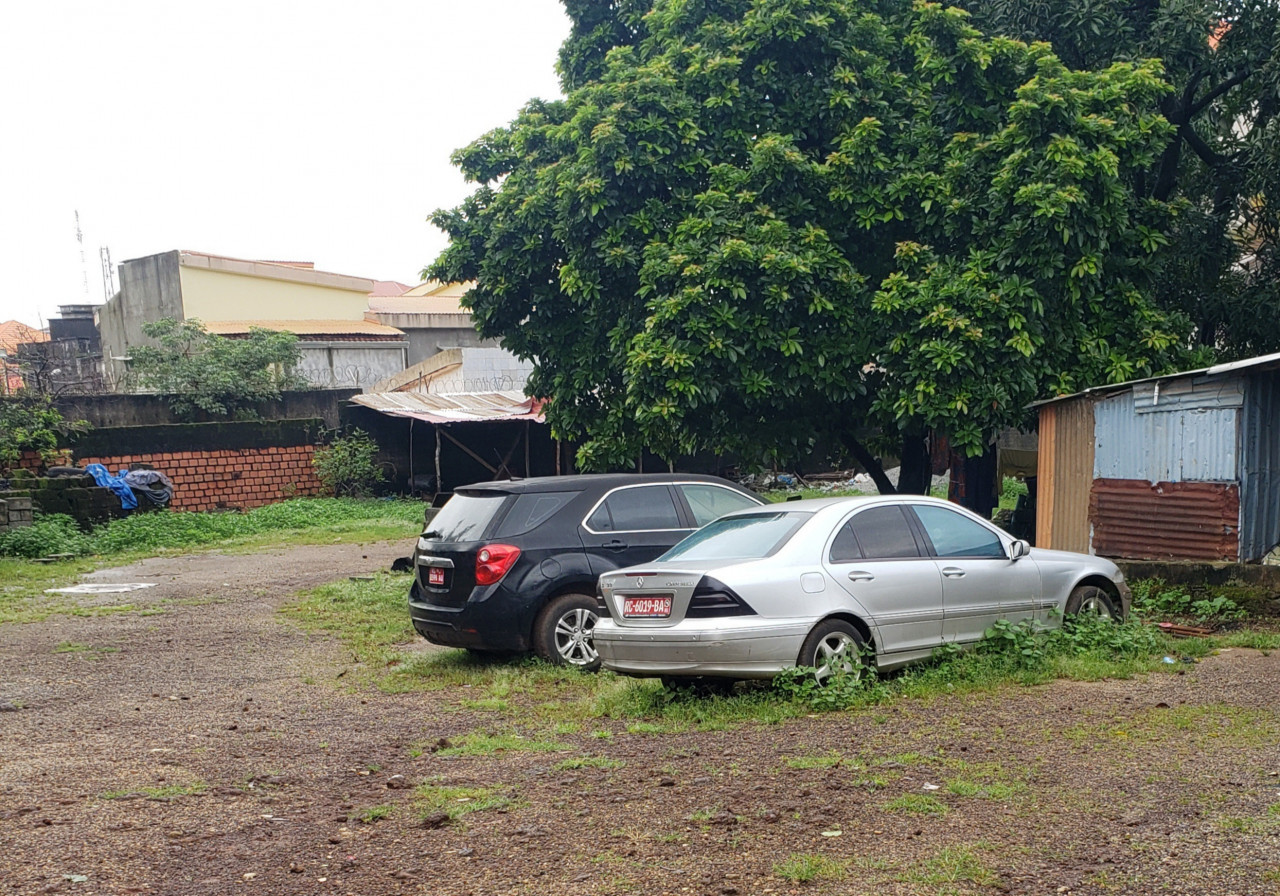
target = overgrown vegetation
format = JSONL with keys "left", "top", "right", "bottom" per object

{"left": 1130, "top": 579, "right": 1249, "bottom": 622}
{"left": 127, "top": 318, "right": 308, "bottom": 421}
{"left": 0, "top": 395, "right": 87, "bottom": 471}
{"left": 0, "top": 498, "right": 421, "bottom": 560}
{"left": 284, "top": 570, "right": 1280, "bottom": 733}
{"left": 312, "top": 429, "right": 386, "bottom": 498}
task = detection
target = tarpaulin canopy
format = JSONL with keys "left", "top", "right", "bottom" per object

{"left": 350, "top": 390, "right": 544, "bottom": 424}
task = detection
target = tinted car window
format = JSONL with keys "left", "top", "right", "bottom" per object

{"left": 912, "top": 505, "right": 1005, "bottom": 558}
{"left": 659, "top": 512, "right": 810, "bottom": 561}
{"left": 679, "top": 484, "right": 761, "bottom": 527}
{"left": 426, "top": 493, "right": 508, "bottom": 542}
{"left": 849, "top": 505, "right": 921, "bottom": 559}
{"left": 494, "top": 491, "right": 581, "bottom": 538}
{"left": 829, "top": 522, "right": 863, "bottom": 562}
{"left": 586, "top": 485, "right": 683, "bottom": 532}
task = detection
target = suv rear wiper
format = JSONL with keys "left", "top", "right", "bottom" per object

{"left": 421, "top": 530, "right": 442, "bottom": 539}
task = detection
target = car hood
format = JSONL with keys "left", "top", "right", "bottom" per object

{"left": 1028, "top": 547, "right": 1122, "bottom": 578}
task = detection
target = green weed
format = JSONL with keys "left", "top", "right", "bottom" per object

{"left": 554, "top": 756, "right": 625, "bottom": 771}
{"left": 773, "top": 853, "right": 848, "bottom": 883}
{"left": 784, "top": 751, "right": 845, "bottom": 770}
{"left": 100, "top": 781, "right": 207, "bottom": 800}
{"left": 357, "top": 804, "right": 395, "bottom": 823}
{"left": 431, "top": 731, "right": 571, "bottom": 757}
{"left": 413, "top": 781, "right": 516, "bottom": 820}
{"left": 900, "top": 846, "right": 999, "bottom": 887}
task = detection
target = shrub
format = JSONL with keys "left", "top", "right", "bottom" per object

{"left": 313, "top": 430, "right": 386, "bottom": 498}
{"left": 0, "top": 513, "right": 95, "bottom": 559}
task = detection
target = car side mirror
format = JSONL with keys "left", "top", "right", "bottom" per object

{"left": 1009, "top": 539, "right": 1031, "bottom": 561}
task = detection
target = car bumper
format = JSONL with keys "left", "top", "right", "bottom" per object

{"left": 409, "top": 582, "right": 531, "bottom": 652}
{"left": 593, "top": 619, "right": 810, "bottom": 679}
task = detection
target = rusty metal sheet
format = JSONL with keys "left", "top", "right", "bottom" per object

{"left": 1089, "top": 479, "right": 1239, "bottom": 561}
{"left": 1037, "top": 398, "right": 1095, "bottom": 553}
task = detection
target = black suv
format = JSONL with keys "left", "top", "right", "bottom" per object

{"left": 409, "top": 474, "right": 763, "bottom": 669}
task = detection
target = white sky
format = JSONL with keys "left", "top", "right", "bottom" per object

{"left": 0, "top": 0, "right": 570, "bottom": 327}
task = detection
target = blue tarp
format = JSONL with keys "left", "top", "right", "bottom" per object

{"left": 85, "top": 463, "right": 138, "bottom": 511}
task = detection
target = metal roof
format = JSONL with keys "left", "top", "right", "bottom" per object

{"left": 202, "top": 319, "right": 405, "bottom": 338}
{"left": 351, "top": 390, "right": 545, "bottom": 424}
{"left": 1030, "top": 350, "right": 1280, "bottom": 408}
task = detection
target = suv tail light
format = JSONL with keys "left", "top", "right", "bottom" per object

{"left": 687, "top": 577, "right": 757, "bottom": 618}
{"left": 475, "top": 544, "right": 521, "bottom": 586}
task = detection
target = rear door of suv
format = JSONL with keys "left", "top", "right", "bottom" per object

{"left": 415, "top": 489, "right": 513, "bottom": 607}
{"left": 580, "top": 483, "right": 693, "bottom": 575}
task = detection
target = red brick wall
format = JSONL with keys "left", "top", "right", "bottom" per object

{"left": 15, "top": 450, "right": 72, "bottom": 474}
{"left": 77, "top": 445, "right": 325, "bottom": 512}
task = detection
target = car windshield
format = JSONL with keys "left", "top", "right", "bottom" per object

{"left": 423, "top": 493, "right": 508, "bottom": 542}
{"left": 658, "top": 511, "right": 811, "bottom": 562}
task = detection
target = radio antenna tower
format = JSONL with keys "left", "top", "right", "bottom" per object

{"left": 75, "top": 210, "right": 90, "bottom": 297}
{"left": 100, "top": 246, "right": 116, "bottom": 301}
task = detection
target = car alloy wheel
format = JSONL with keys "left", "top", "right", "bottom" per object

{"left": 799, "top": 619, "right": 866, "bottom": 685}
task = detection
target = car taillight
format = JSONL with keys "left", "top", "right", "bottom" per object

{"left": 475, "top": 544, "right": 521, "bottom": 586}
{"left": 686, "top": 577, "right": 757, "bottom": 618}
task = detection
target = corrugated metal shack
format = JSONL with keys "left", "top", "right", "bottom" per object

{"left": 1034, "top": 352, "right": 1280, "bottom": 562}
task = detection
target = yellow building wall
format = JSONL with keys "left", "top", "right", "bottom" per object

{"left": 179, "top": 267, "right": 371, "bottom": 322}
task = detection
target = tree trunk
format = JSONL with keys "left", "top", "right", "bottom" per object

{"left": 897, "top": 432, "right": 933, "bottom": 495}
{"left": 841, "top": 434, "right": 896, "bottom": 495}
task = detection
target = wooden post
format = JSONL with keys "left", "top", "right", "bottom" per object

{"left": 434, "top": 425, "right": 442, "bottom": 498}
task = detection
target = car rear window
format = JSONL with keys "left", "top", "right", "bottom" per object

{"left": 658, "top": 511, "right": 811, "bottom": 562}
{"left": 493, "top": 491, "right": 581, "bottom": 537}
{"left": 425, "top": 493, "right": 509, "bottom": 542}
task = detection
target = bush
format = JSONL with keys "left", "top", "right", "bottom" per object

{"left": 313, "top": 430, "right": 386, "bottom": 498}
{"left": 0, "top": 513, "right": 95, "bottom": 559}
{"left": 1130, "top": 579, "right": 1246, "bottom": 621}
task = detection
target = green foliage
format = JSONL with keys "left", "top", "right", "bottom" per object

{"left": 959, "top": 0, "right": 1280, "bottom": 360}
{"left": 0, "top": 513, "right": 94, "bottom": 559}
{"left": 773, "top": 853, "right": 849, "bottom": 884}
{"left": 1130, "top": 579, "right": 1247, "bottom": 622}
{"left": 128, "top": 318, "right": 308, "bottom": 421}
{"left": 772, "top": 662, "right": 889, "bottom": 712}
{"left": 312, "top": 429, "right": 386, "bottom": 497}
{"left": 0, "top": 395, "right": 86, "bottom": 471}
{"left": 430, "top": 0, "right": 1189, "bottom": 472}
{"left": 0, "top": 498, "right": 422, "bottom": 560}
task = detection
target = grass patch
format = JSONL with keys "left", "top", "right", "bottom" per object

{"left": 900, "top": 846, "right": 999, "bottom": 888}
{"left": 431, "top": 731, "right": 572, "bottom": 757}
{"left": 945, "top": 779, "right": 1021, "bottom": 800}
{"left": 414, "top": 781, "right": 517, "bottom": 820}
{"left": 784, "top": 751, "right": 845, "bottom": 770}
{"left": 554, "top": 756, "right": 625, "bottom": 771}
{"left": 773, "top": 853, "right": 848, "bottom": 884}
{"left": 100, "top": 781, "right": 207, "bottom": 800}
{"left": 357, "top": 804, "right": 395, "bottom": 824}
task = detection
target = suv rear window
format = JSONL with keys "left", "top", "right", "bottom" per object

{"left": 425, "top": 493, "right": 509, "bottom": 542}
{"left": 494, "top": 491, "right": 581, "bottom": 537}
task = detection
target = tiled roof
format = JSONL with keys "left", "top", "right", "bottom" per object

{"left": 0, "top": 320, "right": 49, "bottom": 353}
{"left": 369, "top": 280, "right": 414, "bottom": 297}
{"left": 202, "top": 319, "right": 405, "bottom": 338}
{"left": 366, "top": 295, "right": 469, "bottom": 315}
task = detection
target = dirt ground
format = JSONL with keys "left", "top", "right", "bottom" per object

{"left": 2, "top": 542, "right": 1279, "bottom": 896}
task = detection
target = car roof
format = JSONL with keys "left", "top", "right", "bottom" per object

{"left": 455, "top": 473, "right": 749, "bottom": 495}
{"left": 724, "top": 494, "right": 964, "bottom": 516}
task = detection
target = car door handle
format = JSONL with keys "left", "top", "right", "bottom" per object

{"left": 941, "top": 567, "right": 966, "bottom": 579}
{"left": 602, "top": 540, "right": 628, "bottom": 551}
{"left": 847, "top": 571, "right": 874, "bottom": 582}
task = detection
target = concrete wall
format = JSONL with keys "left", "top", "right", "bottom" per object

{"left": 369, "top": 311, "right": 494, "bottom": 366}
{"left": 179, "top": 265, "right": 372, "bottom": 321}
{"left": 97, "top": 251, "right": 184, "bottom": 387}
{"left": 55, "top": 389, "right": 356, "bottom": 430}
{"left": 296, "top": 344, "right": 409, "bottom": 390}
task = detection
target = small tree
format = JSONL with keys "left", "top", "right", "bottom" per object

{"left": 128, "top": 319, "right": 308, "bottom": 421}
{"left": 0, "top": 395, "right": 87, "bottom": 472}
{"left": 312, "top": 430, "right": 386, "bottom": 497}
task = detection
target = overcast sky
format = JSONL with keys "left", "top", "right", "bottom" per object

{"left": 0, "top": 0, "right": 570, "bottom": 327}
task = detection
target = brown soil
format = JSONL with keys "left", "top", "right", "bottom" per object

{"left": 3, "top": 542, "right": 1279, "bottom": 895}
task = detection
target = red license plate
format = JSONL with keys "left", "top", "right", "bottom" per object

{"left": 623, "top": 595, "right": 673, "bottom": 618}
{"left": 427, "top": 567, "right": 445, "bottom": 586}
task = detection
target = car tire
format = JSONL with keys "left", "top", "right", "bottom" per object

{"left": 798, "top": 619, "right": 866, "bottom": 685}
{"left": 533, "top": 593, "right": 601, "bottom": 671}
{"left": 1064, "top": 584, "right": 1120, "bottom": 620}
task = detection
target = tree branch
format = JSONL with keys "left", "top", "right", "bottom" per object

{"left": 1180, "top": 123, "right": 1228, "bottom": 170}
{"left": 841, "top": 434, "right": 896, "bottom": 495}
{"left": 1191, "top": 68, "right": 1257, "bottom": 117}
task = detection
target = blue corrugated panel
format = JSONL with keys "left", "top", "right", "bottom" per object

{"left": 1240, "top": 373, "right": 1280, "bottom": 561}
{"left": 1133, "top": 376, "right": 1244, "bottom": 413}
{"left": 1094, "top": 390, "right": 1238, "bottom": 483}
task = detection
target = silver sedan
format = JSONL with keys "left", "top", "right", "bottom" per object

{"left": 594, "top": 496, "right": 1130, "bottom": 682}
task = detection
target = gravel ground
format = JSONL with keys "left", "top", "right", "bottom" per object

{"left": 2, "top": 542, "right": 1279, "bottom": 895}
